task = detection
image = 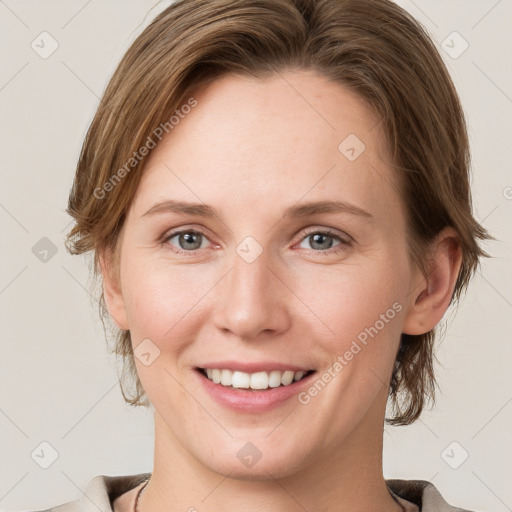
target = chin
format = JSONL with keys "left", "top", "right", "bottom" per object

{"left": 208, "top": 458, "right": 302, "bottom": 481}
{"left": 193, "top": 438, "right": 312, "bottom": 481}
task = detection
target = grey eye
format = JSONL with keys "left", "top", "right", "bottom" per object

{"left": 299, "top": 232, "right": 342, "bottom": 251}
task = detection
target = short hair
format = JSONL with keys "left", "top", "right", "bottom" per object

{"left": 65, "top": 0, "right": 490, "bottom": 426}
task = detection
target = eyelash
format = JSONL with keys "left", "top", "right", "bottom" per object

{"left": 160, "top": 226, "right": 353, "bottom": 257}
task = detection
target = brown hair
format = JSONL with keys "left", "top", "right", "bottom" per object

{"left": 65, "top": 0, "right": 490, "bottom": 426}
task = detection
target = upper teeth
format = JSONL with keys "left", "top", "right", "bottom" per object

{"left": 204, "top": 369, "right": 307, "bottom": 390}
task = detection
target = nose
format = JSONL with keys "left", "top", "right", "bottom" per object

{"left": 211, "top": 245, "right": 291, "bottom": 341}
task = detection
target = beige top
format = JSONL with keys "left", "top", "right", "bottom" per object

{"left": 111, "top": 479, "right": 420, "bottom": 512}
{"left": 29, "top": 473, "right": 478, "bottom": 512}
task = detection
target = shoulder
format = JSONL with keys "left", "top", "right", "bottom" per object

{"left": 25, "top": 474, "right": 480, "bottom": 512}
{"left": 25, "top": 473, "right": 151, "bottom": 512}
{"left": 386, "top": 478, "right": 479, "bottom": 512}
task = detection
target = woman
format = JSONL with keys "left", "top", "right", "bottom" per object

{"left": 47, "top": 0, "right": 489, "bottom": 510}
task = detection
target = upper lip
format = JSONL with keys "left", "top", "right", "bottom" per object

{"left": 197, "top": 361, "right": 314, "bottom": 373}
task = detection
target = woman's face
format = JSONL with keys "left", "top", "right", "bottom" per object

{"left": 105, "top": 69, "right": 421, "bottom": 478}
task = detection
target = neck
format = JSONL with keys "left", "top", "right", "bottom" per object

{"left": 140, "top": 395, "right": 402, "bottom": 512}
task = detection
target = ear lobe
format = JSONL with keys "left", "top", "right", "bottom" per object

{"left": 402, "top": 227, "right": 462, "bottom": 335}
{"left": 99, "top": 249, "right": 129, "bottom": 331}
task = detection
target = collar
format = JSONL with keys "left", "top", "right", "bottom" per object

{"left": 73, "top": 473, "right": 469, "bottom": 512}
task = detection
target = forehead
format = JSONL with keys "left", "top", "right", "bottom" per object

{"left": 166, "top": 70, "right": 387, "bottom": 158}
{"left": 129, "top": 70, "right": 397, "bottom": 220}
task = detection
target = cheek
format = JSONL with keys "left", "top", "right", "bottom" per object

{"left": 294, "top": 256, "right": 407, "bottom": 360}
{"left": 120, "top": 253, "right": 226, "bottom": 353}
{"left": 121, "top": 256, "right": 191, "bottom": 339}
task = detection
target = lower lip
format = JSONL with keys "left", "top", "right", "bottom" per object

{"left": 195, "top": 369, "right": 316, "bottom": 413}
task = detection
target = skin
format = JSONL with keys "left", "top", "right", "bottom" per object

{"left": 101, "top": 69, "right": 462, "bottom": 512}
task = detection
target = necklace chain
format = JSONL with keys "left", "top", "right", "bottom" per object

{"left": 134, "top": 477, "right": 405, "bottom": 512}
{"left": 134, "top": 477, "right": 150, "bottom": 512}
{"left": 391, "top": 493, "right": 406, "bottom": 512}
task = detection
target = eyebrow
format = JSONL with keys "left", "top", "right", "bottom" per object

{"left": 141, "top": 199, "right": 373, "bottom": 220}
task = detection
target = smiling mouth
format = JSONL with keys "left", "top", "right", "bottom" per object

{"left": 196, "top": 367, "right": 316, "bottom": 391}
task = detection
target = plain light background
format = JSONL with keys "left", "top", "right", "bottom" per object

{"left": 0, "top": 0, "right": 511, "bottom": 510}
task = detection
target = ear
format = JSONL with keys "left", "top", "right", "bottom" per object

{"left": 402, "top": 227, "right": 463, "bottom": 335}
{"left": 99, "top": 248, "right": 129, "bottom": 331}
